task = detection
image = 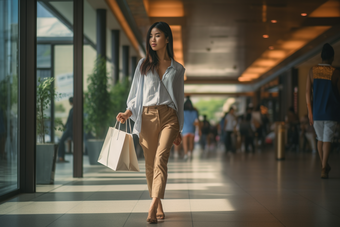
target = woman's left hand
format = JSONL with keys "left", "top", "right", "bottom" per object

{"left": 173, "top": 132, "right": 182, "bottom": 145}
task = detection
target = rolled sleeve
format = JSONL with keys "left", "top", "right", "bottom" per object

{"left": 126, "top": 59, "right": 143, "bottom": 121}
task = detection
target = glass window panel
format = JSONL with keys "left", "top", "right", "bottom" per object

{"left": 36, "top": 1, "right": 73, "bottom": 187}
{"left": 0, "top": 0, "right": 19, "bottom": 197}
{"left": 37, "top": 45, "right": 51, "bottom": 68}
{"left": 37, "top": 2, "right": 73, "bottom": 37}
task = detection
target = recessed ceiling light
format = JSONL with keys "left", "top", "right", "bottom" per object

{"left": 263, "top": 34, "right": 269, "bottom": 38}
{"left": 269, "top": 46, "right": 274, "bottom": 50}
{"left": 271, "top": 20, "right": 277, "bottom": 23}
{"left": 301, "top": 13, "right": 307, "bottom": 16}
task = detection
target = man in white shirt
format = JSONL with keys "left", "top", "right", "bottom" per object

{"left": 224, "top": 107, "right": 237, "bottom": 153}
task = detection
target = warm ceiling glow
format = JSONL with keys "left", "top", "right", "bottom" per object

{"left": 281, "top": 40, "right": 306, "bottom": 49}
{"left": 242, "top": 73, "right": 260, "bottom": 78}
{"left": 254, "top": 59, "right": 278, "bottom": 67}
{"left": 238, "top": 72, "right": 260, "bottom": 82}
{"left": 239, "top": 2, "right": 333, "bottom": 83}
{"left": 238, "top": 77, "right": 253, "bottom": 82}
{"left": 309, "top": 0, "right": 340, "bottom": 17}
{"left": 271, "top": 20, "right": 277, "bottom": 23}
{"left": 170, "top": 25, "right": 185, "bottom": 80}
{"left": 171, "top": 25, "right": 184, "bottom": 65}
{"left": 262, "top": 4, "right": 267, "bottom": 22}
{"left": 262, "top": 50, "right": 287, "bottom": 58}
{"left": 291, "top": 26, "right": 331, "bottom": 40}
{"left": 145, "top": 0, "right": 184, "bottom": 17}
{"left": 263, "top": 34, "right": 269, "bottom": 38}
{"left": 245, "top": 67, "right": 268, "bottom": 74}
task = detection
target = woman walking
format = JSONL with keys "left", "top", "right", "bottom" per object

{"left": 182, "top": 97, "right": 199, "bottom": 160}
{"left": 116, "top": 22, "right": 185, "bottom": 224}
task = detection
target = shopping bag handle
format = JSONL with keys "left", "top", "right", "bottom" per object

{"left": 125, "top": 118, "right": 132, "bottom": 134}
{"left": 114, "top": 119, "right": 132, "bottom": 140}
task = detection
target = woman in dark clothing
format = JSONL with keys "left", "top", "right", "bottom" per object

{"left": 240, "top": 114, "right": 255, "bottom": 152}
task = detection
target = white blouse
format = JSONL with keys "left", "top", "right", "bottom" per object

{"left": 126, "top": 58, "right": 185, "bottom": 135}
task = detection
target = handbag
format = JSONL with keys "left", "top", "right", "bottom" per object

{"left": 97, "top": 119, "right": 140, "bottom": 172}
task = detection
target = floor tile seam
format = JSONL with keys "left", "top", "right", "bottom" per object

{"left": 187, "top": 172, "right": 194, "bottom": 227}
{"left": 226, "top": 175, "right": 287, "bottom": 227}
{"left": 45, "top": 199, "right": 90, "bottom": 226}
{"left": 43, "top": 179, "right": 80, "bottom": 193}
{"left": 76, "top": 189, "right": 98, "bottom": 202}
{"left": 41, "top": 213, "right": 67, "bottom": 227}
{"left": 122, "top": 189, "right": 147, "bottom": 227}
{"left": 296, "top": 192, "right": 340, "bottom": 217}
{"left": 248, "top": 197, "right": 288, "bottom": 227}
{"left": 1, "top": 200, "right": 36, "bottom": 215}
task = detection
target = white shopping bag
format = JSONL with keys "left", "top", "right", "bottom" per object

{"left": 98, "top": 120, "right": 140, "bottom": 172}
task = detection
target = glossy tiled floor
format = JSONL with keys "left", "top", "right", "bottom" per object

{"left": 1, "top": 146, "right": 340, "bottom": 227}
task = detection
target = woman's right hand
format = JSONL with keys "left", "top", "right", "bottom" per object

{"left": 116, "top": 110, "right": 132, "bottom": 124}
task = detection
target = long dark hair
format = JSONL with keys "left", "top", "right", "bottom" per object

{"left": 184, "top": 97, "right": 194, "bottom": 111}
{"left": 140, "top": 22, "right": 174, "bottom": 76}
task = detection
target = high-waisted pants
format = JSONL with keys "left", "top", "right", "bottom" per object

{"left": 139, "top": 105, "right": 179, "bottom": 199}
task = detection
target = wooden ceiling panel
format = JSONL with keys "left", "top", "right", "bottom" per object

{"left": 126, "top": 0, "right": 331, "bottom": 84}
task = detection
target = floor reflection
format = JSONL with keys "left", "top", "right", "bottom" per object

{"left": 1, "top": 145, "right": 340, "bottom": 226}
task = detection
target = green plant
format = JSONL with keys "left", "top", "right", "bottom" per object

{"left": 36, "top": 77, "right": 61, "bottom": 143}
{"left": 195, "top": 98, "right": 226, "bottom": 122}
{"left": 54, "top": 117, "right": 65, "bottom": 132}
{"left": 55, "top": 103, "right": 66, "bottom": 113}
{"left": 0, "top": 74, "right": 18, "bottom": 112}
{"left": 110, "top": 77, "right": 130, "bottom": 124}
{"left": 84, "top": 57, "right": 111, "bottom": 139}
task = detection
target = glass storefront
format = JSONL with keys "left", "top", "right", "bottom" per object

{"left": 0, "top": 0, "right": 139, "bottom": 199}
{"left": 0, "top": 0, "right": 19, "bottom": 196}
{"left": 36, "top": 1, "right": 74, "bottom": 185}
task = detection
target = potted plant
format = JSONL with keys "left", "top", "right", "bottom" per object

{"left": 84, "top": 57, "right": 112, "bottom": 165}
{"left": 36, "top": 77, "right": 61, "bottom": 184}
{"left": 110, "top": 77, "right": 130, "bottom": 125}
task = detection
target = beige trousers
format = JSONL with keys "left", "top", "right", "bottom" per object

{"left": 139, "top": 105, "right": 179, "bottom": 199}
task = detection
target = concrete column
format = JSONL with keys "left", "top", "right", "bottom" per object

{"left": 74, "top": 0, "right": 84, "bottom": 177}
{"left": 96, "top": 9, "right": 106, "bottom": 58}
{"left": 111, "top": 30, "right": 120, "bottom": 83}
{"left": 122, "top": 45, "right": 129, "bottom": 78}
{"left": 131, "top": 56, "right": 137, "bottom": 80}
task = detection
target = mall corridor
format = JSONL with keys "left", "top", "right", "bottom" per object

{"left": 2, "top": 0, "right": 340, "bottom": 226}
{"left": 1, "top": 148, "right": 340, "bottom": 227}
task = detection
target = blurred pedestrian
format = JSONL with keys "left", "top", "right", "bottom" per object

{"left": 209, "top": 123, "right": 218, "bottom": 150}
{"left": 224, "top": 107, "right": 237, "bottom": 152}
{"left": 251, "top": 104, "right": 263, "bottom": 147}
{"left": 200, "top": 115, "right": 210, "bottom": 150}
{"left": 286, "top": 106, "right": 299, "bottom": 151}
{"left": 219, "top": 113, "right": 227, "bottom": 150}
{"left": 182, "top": 97, "right": 199, "bottom": 160}
{"left": 57, "top": 97, "right": 73, "bottom": 163}
{"left": 239, "top": 114, "right": 255, "bottom": 153}
{"left": 306, "top": 43, "right": 340, "bottom": 179}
